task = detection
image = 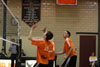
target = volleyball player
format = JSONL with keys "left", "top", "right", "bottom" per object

{"left": 55, "top": 31, "right": 77, "bottom": 67}
{"left": 42, "top": 27, "right": 56, "bottom": 67}
{"left": 28, "top": 24, "right": 54, "bottom": 67}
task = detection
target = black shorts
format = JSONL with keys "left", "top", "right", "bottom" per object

{"left": 61, "top": 55, "right": 77, "bottom": 67}
{"left": 34, "top": 63, "right": 48, "bottom": 67}
{"left": 48, "top": 60, "right": 54, "bottom": 67}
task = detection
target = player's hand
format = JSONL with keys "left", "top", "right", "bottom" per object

{"left": 64, "top": 56, "right": 68, "bottom": 59}
{"left": 32, "top": 24, "right": 37, "bottom": 30}
{"left": 42, "top": 26, "right": 47, "bottom": 33}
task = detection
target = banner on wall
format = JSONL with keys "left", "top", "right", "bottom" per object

{"left": 56, "top": 0, "right": 77, "bottom": 5}
{"left": 0, "top": 60, "right": 16, "bottom": 67}
{"left": 22, "top": 0, "right": 41, "bottom": 27}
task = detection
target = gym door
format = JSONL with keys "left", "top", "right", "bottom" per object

{"left": 80, "top": 36, "right": 96, "bottom": 67}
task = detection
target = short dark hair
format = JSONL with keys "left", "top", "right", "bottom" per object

{"left": 66, "top": 31, "right": 71, "bottom": 37}
{"left": 11, "top": 38, "right": 15, "bottom": 42}
{"left": 1, "top": 49, "right": 4, "bottom": 51}
{"left": 46, "top": 31, "right": 53, "bottom": 41}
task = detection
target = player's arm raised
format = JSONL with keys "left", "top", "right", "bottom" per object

{"left": 42, "top": 26, "right": 47, "bottom": 33}
{"left": 28, "top": 24, "right": 37, "bottom": 41}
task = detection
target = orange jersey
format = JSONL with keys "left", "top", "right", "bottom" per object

{"left": 64, "top": 38, "right": 76, "bottom": 57}
{"left": 32, "top": 39, "right": 50, "bottom": 64}
{"left": 48, "top": 42, "right": 56, "bottom": 60}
